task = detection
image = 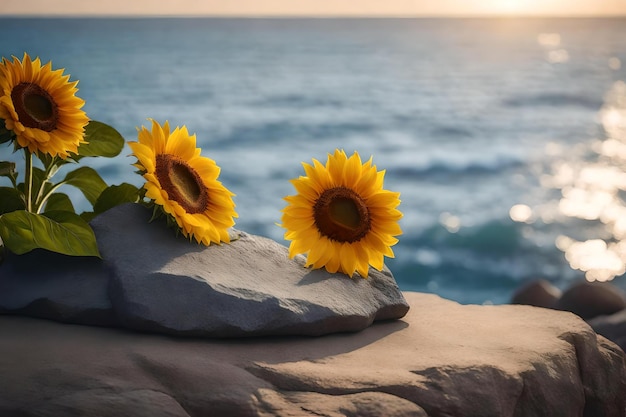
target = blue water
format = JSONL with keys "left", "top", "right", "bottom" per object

{"left": 1, "top": 17, "right": 626, "bottom": 304}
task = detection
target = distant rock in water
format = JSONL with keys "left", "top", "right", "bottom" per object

{"left": 589, "top": 310, "right": 626, "bottom": 352}
{"left": 555, "top": 281, "right": 626, "bottom": 321}
{"left": 511, "top": 279, "right": 626, "bottom": 321}
{"left": 511, "top": 279, "right": 562, "bottom": 309}
{"left": 0, "top": 203, "right": 409, "bottom": 338}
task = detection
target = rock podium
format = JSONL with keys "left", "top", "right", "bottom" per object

{"left": 0, "top": 292, "right": 625, "bottom": 416}
{"left": 0, "top": 203, "right": 409, "bottom": 337}
{"left": 1, "top": 203, "right": 626, "bottom": 415}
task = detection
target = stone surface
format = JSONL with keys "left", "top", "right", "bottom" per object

{"left": 510, "top": 279, "right": 562, "bottom": 308}
{"left": 0, "top": 203, "right": 409, "bottom": 337}
{"left": 511, "top": 279, "right": 626, "bottom": 351}
{"left": 0, "top": 249, "right": 115, "bottom": 326}
{"left": 555, "top": 280, "right": 626, "bottom": 320}
{"left": 1, "top": 292, "right": 625, "bottom": 417}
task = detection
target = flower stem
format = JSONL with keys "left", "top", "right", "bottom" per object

{"left": 33, "top": 156, "right": 60, "bottom": 213}
{"left": 24, "top": 148, "right": 33, "bottom": 212}
{"left": 36, "top": 181, "right": 65, "bottom": 214}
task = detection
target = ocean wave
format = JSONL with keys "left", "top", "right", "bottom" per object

{"left": 390, "top": 219, "right": 573, "bottom": 304}
{"left": 429, "top": 125, "right": 474, "bottom": 139}
{"left": 211, "top": 120, "right": 378, "bottom": 147}
{"left": 502, "top": 93, "right": 603, "bottom": 109}
{"left": 402, "top": 219, "right": 526, "bottom": 255}
{"left": 255, "top": 93, "right": 344, "bottom": 109}
{"left": 390, "top": 155, "right": 524, "bottom": 178}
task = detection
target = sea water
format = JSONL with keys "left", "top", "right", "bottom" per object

{"left": 1, "top": 17, "right": 625, "bottom": 304}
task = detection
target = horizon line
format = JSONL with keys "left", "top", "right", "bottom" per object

{"left": 2, "top": 13, "right": 626, "bottom": 19}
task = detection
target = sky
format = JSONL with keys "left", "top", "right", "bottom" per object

{"left": 2, "top": 0, "right": 626, "bottom": 17}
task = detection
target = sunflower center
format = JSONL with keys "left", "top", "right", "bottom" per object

{"left": 11, "top": 82, "right": 59, "bottom": 132}
{"left": 155, "top": 154, "right": 209, "bottom": 214}
{"left": 313, "top": 187, "right": 371, "bottom": 243}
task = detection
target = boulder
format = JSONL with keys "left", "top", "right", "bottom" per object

{"left": 0, "top": 249, "right": 115, "bottom": 326}
{"left": 0, "top": 292, "right": 625, "bottom": 417}
{"left": 555, "top": 280, "right": 626, "bottom": 320}
{"left": 510, "top": 279, "right": 561, "bottom": 308}
{"left": 0, "top": 203, "right": 409, "bottom": 337}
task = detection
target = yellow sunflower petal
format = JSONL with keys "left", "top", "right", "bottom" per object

{"left": 190, "top": 157, "right": 221, "bottom": 181}
{"left": 371, "top": 217, "right": 403, "bottom": 236}
{"left": 339, "top": 243, "right": 358, "bottom": 277}
{"left": 290, "top": 177, "right": 320, "bottom": 202}
{"left": 342, "top": 151, "right": 363, "bottom": 187}
{"left": 304, "top": 159, "right": 333, "bottom": 190}
{"left": 149, "top": 118, "right": 167, "bottom": 155}
{"left": 364, "top": 244, "right": 385, "bottom": 271}
{"left": 353, "top": 243, "right": 371, "bottom": 278}
{"left": 327, "top": 149, "right": 347, "bottom": 184}
{"left": 309, "top": 237, "right": 336, "bottom": 269}
{"left": 128, "top": 142, "right": 157, "bottom": 173}
{"left": 323, "top": 241, "right": 343, "bottom": 273}
{"left": 367, "top": 190, "right": 401, "bottom": 208}
{"left": 166, "top": 126, "right": 197, "bottom": 161}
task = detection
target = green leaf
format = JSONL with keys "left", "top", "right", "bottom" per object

{"left": 93, "top": 183, "right": 140, "bottom": 215}
{"left": 0, "top": 121, "right": 14, "bottom": 145}
{"left": 79, "top": 211, "right": 96, "bottom": 223}
{"left": 76, "top": 120, "right": 125, "bottom": 159}
{"left": 0, "top": 161, "right": 16, "bottom": 178}
{"left": 44, "top": 193, "right": 75, "bottom": 213}
{"left": 0, "top": 239, "right": 5, "bottom": 264}
{"left": 62, "top": 166, "right": 108, "bottom": 206}
{"left": 0, "top": 187, "right": 25, "bottom": 215}
{"left": 0, "top": 210, "right": 100, "bottom": 257}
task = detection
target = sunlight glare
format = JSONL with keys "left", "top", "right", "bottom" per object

{"left": 537, "top": 33, "right": 561, "bottom": 47}
{"left": 562, "top": 239, "right": 626, "bottom": 282}
{"left": 509, "top": 204, "right": 533, "bottom": 223}
{"left": 439, "top": 212, "right": 461, "bottom": 233}
{"left": 549, "top": 81, "right": 626, "bottom": 283}
{"left": 491, "top": 0, "right": 527, "bottom": 14}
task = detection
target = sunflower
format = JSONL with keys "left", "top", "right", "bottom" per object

{"left": 128, "top": 119, "right": 238, "bottom": 245}
{"left": 281, "top": 149, "right": 402, "bottom": 278}
{"left": 0, "top": 53, "right": 89, "bottom": 158}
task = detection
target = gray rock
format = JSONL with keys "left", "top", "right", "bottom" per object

{"left": 510, "top": 278, "right": 562, "bottom": 308}
{"left": 0, "top": 249, "right": 115, "bottom": 325}
{"left": 0, "top": 292, "right": 624, "bottom": 417}
{"left": 0, "top": 203, "right": 409, "bottom": 337}
{"left": 589, "top": 309, "right": 626, "bottom": 351}
{"left": 555, "top": 280, "right": 626, "bottom": 320}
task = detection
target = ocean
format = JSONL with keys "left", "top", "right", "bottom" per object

{"left": 1, "top": 17, "right": 625, "bottom": 304}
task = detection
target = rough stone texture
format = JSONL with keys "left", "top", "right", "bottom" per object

{"left": 510, "top": 279, "right": 562, "bottom": 308}
{"left": 0, "top": 249, "right": 115, "bottom": 326}
{"left": 1, "top": 292, "right": 625, "bottom": 417}
{"left": 555, "top": 280, "right": 626, "bottom": 320}
{"left": 0, "top": 203, "right": 409, "bottom": 337}
{"left": 511, "top": 279, "right": 626, "bottom": 351}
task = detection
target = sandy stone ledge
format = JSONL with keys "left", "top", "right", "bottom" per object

{"left": 0, "top": 292, "right": 625, "bottom": 417}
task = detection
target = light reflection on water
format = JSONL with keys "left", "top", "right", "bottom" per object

{"left": 536, "top": 80, "right": 626, "bottom": 282}
{"left": 537, "top": 31, "right": 569, "bottom": 64}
